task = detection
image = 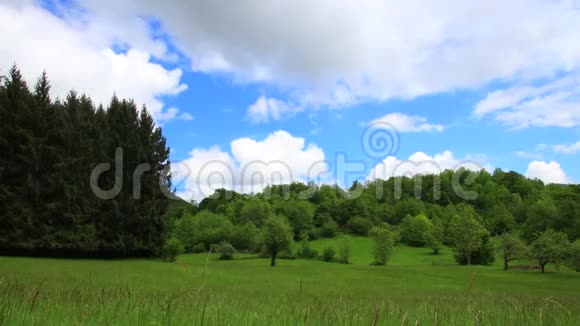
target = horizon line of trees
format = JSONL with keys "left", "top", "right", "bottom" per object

{"left": 168, "top": 167, "right": 579, "bottom": 268}
{"left": 0, "top": 65, "right": 172, "bottom": 257}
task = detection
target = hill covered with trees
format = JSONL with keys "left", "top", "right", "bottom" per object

{"left": 169, "top": 169, "right": 579, "bottom": 268}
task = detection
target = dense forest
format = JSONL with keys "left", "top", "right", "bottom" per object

{"left": 0, "top": 66, "right": 172, "bottom": 257}
{"left": 169, "top": 164, "right": 580, "bottom": 269}
{"left": 0, "top": 65, "right": 578, "bottom": 266}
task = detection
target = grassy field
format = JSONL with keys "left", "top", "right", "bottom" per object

{"left": 0, "top": 237, "right": 579, "bottom": 325}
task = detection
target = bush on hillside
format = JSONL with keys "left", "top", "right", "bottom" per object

{"left": 337, "top": 236, "right": 352, "bottom": 264}
{"left": 297, "top": 241, "right": 319, "bottom": 259}
{"left": 321, "top": 246, "right": 336, "bottom": 262}
{"left": 347, "top": 216, "right": 373, "bottom": 236}
{"left": 162, "top": 238, "right": 184, "bottom": 262}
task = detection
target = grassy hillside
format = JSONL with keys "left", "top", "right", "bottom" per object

{"left": 0, "top": 237, "right": 578, "bottom": 325}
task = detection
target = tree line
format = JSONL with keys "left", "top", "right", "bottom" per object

{"left": 168, "top": 167, "right": 579, "bottom": 269}
{"left": 0, "top": 66, "right": 172, "bottom": 257}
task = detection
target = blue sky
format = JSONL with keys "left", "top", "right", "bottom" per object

{"left": 1, "top": 1, "right": 579, "bottom": 200}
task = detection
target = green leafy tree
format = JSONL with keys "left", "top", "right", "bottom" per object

{"left": 399, "top": 213, "right": 433, "bottom": 246}
{"left": 497, "top": 233, "right": 526, "bottom": 270}
{"left": 212, "top": 241, "right": 235, "bottom": 260}
{"left": 370, "top": 226, "right": 394, "bottom": 265}
{"left": 239, "top": 199, "right": 271, "bottom": 227}
{"left": 278, "top": 199, "right": 315, "bottom": 240}
{"left": 528, "top": 229, "right": 570, "bottom": 273}
{"left": 173, "top": 214, "right": 197, "bottom": 252}
{"left": 523, "top": 200, "right": 558, "bottom": 242}
{"left": 231, "top": 222, "right": 259, "bottom": 252}
{"left": 424, "top": 224, "right": 444, "bottom": 255}
{"left": 486, "top": 205, "right": 515, "bottom": 235}
{"left": 319, "top": 219, "right": 339, "bottom": 237}
{"left": 347, "top": 216, "right": 373, "bottom": 235}
{"left": 448, "top": 211, "right": 489, "bottom": 265}
{"left": 260, "top": 215, "right": 294, "bottom": 266}
{"left": 162, "top": 238, "right": 184, "bottom": 262}
{"left": 192, "top": 211, "right": 234, "bottom": 249}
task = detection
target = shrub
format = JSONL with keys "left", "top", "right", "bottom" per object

{"left": 162, "top": 238, "right": 184, "bottom": 262}
{"left": 399, "top": 214, "right": 433, "bottom": 247}
{"left": 321, "top": 246, "right": 336, "bottom": 262}
{"left": 319, "top": 220, "right": 338, "bottom": 237}
{"left": 347, "top": 216, "right": 373, "bottom": 236}
{"left": 212, "top": 241, "right": 235, "bottom": 260}
{"left": 370, "top": 227, "right": 394, "bottom": 266}
{"left": 337, "top": 236, "right": 352, "bottom": 264}
{"left": 424, "top": 225, "right": 444, "bottom": 255}
{"left": 297, "top": 241, "right": 319, "bottom": 259}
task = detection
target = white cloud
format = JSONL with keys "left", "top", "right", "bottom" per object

{"left": 525, "top": 160, "right": 569, "bottom": 184}
{"left": 0, "top": 2, "right": 187, "bottom": 123}
{"left": 370, "top": 113, "right": 444, "bottom": 132}
{"left": 155, "top": 108, "right": 195, "bottom": 125}
{"left": 553, "top": 140, "right": 580, "bottom": 154}
{"left": 474, "top": 74, "right": 580, "bottom": 128}
{"left": 368, "top": 150, "right": 490, "bottom": 181}
{"left": 246, "top": 96, "right": 301, "bottom": 123}
{"left": 172, "top": 131, "right": 328, "bottom": 201}
{"left": 516, "top": 140, "right": 580, "bottom": 158}
{"left": 75, "top": 0, "right": 580, "bottom": 112}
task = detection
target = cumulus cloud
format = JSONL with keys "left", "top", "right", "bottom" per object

{"left": 172, "top": 131, "right": 328, "bottom": 201}
{"left": 553, "top": 140, "right": 580, "bottom": 154}
{"left": 73, "top": 0, "right": 580, "bottom": 115}
{"left": 370, "top": 113, "right": 444, "bottom": 132}
{"left": 368, "top": 150, "right": 490, "bottom": 181}
{"left": 0, "top": 2, "right": 187, "bottom": 123}
{"left": 475, "top": 74, "right": 580, "bottom": 128}
{"left": 525, "top": 161, "right": 569, "bottom": 184}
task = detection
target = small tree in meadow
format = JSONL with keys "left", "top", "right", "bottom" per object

{"left": 448, "top": 213, "right": 488, "bottom": 265}
{"left": 322, "top": 246, "right": 336, "bottom": 262}
{"left": 337, "top": 236, "right": 352, "bottom": 264}
{"left": 370, "top": 226, "right": 394, "bottom": 266}
{"left": 260, "top": 215, "right": 294, "bottom": 267}
{"left": 162, "top": 238, "right": 184, "bottom": 262}
{"left": 424, "top": 224, "right": 444, "bottom": 255}
{"left": 528, "top": 229, "right": 570, "bottom": 273}
{"left": 212, "top": 241, "right": 236, "bottom": 260}
{"left": 497, "top": 233, "right": 525, "bottom": 270}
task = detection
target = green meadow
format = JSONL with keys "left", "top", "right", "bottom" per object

{"left": 1, "top": 237, "right": 578, "bottom": 325}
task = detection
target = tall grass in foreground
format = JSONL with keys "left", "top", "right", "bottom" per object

{"left": 0, "top": 277, "right": 577, "bottom": 325}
